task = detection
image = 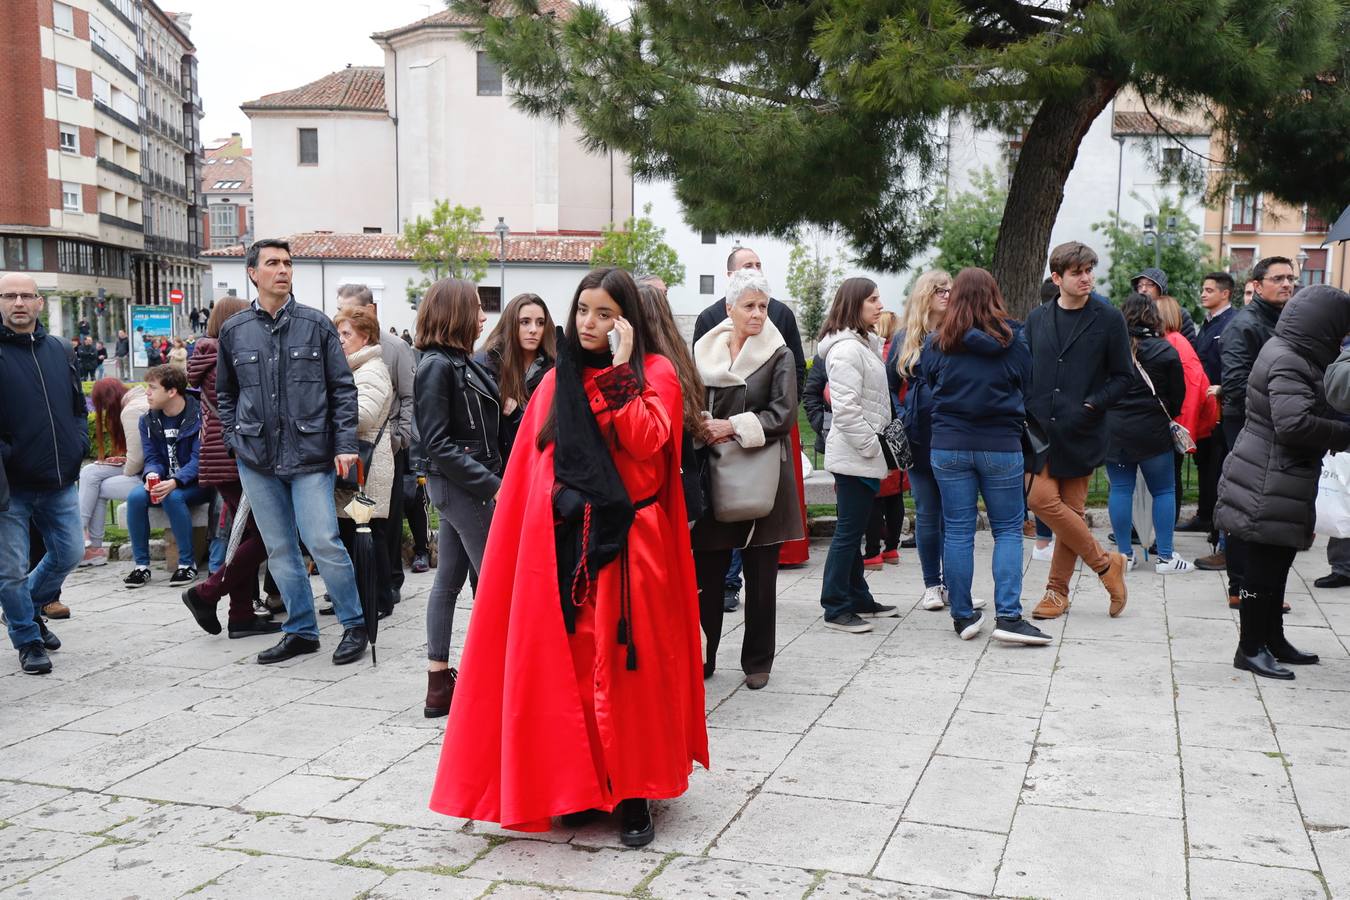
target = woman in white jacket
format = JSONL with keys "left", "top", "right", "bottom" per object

{"left": 817, "top": 277, "right": 896, "bottom": 633}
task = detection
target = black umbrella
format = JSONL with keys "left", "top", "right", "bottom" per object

{"left": 1324, "top": 204, "right": 1350, "bottom": 245}
{"left": 343, "top": 460, "right": 381, "bottom": 665}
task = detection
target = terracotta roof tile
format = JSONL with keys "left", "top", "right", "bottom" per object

{"left": 201, "top": 141, "right": 253, "bottom": 194}
{"left": 1112, "top": 111, "right": 1209, "bottom": 137}
{"left": 242, "top": 66, "right": 386, "bottom": 113}
{"left": 373, "top": 0, "right": 575, "bottom": 40}
{"left": 201, "top": 231, "right": 604, "bottom": 264}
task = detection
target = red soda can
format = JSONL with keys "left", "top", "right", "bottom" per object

{"left": 146, "top": 472, "right": 161, "bottom": 504}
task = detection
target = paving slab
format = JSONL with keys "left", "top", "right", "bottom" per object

{"left": 646, "top": 854, "right": 817, "bottom": 900}
{"left": 462, "top": 839, "right": 662, "bottom": 893}
{"left": 189, "top": 853, "right": 385, "bottom": 900}
{"left": 711, "top": 792, "right": 899, "bottom": 875}
{"left": 0, "top": 841, "right": 248, "bottom": 899}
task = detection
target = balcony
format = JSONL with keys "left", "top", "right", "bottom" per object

{"left": 143, "top": 235, "right": 199, "bottom": 260}
{"left": 100, "top": 212, "right": 144, "bottom": 233}
{"left": 91, "top": 43, "right": 138, "bottom": 84}
{"left": 93, "top": 99, "right": 139, "bottom": 133}
{"left": 96, "top": 157, "right": 140, "bottom": 182}
{"left": 99, "top": 0, "right": 136, "bottom": 31}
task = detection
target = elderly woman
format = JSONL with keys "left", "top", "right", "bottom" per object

{"left": 328, "top": 305, "right": 396, "bottom": 618}
{"left": 691, "top": 269, "right": 800, "bottom": 689}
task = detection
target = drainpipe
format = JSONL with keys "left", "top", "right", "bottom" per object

{"left": 392, "top": 46, "right": 401, "bottom": 231}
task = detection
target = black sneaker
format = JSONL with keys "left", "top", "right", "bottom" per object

{"left": 992, "top": 617, "right": 1053, "bottom": 646}
{"left": 723, "top": 589, "right": 740, "bottom": 613}
{"left": 954, "top": 611, "right": 984, "bottom": 640}
{"left": 859, "top": 603, "right": 900, "bottom": 619}
{"left": 19, "top": 641, "right": 52, "bottom": 675}
{"left": 824, "top": 612, "right": 874, "bottom": 634}
{"left": 410, "top": 553, "right": 430, "bottom": 574}
{"left": 36, "top": 617, "right": 60, "bottom": 652}
{"left": 169, "top": 566, "right": 197, "bottom": 586}
{"left": 124, "top": 567, "right": 152, "bottom": 588}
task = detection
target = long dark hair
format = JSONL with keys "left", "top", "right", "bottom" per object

{"left": 818, "top": 277, "right": 879, "bottom": 338}
{"left": 480, "top": 292, "right": 557, "bottom": 409}
{"left": 537, "top": 267, "right": 650, "bottom": 449}
{"left": 935, "top": 268, "right": 1013, "bottom": 352}
{"left": 636, "top": 280, "right": 706, "bottom": 441}
{"left": 414, "top": 278, "right": 480, "bottom": 353}
{"left": 1121, "top": 292, "right": 1162, "bottom": 355}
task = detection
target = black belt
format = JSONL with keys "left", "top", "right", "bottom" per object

{"left": 633, "top": 495, "right": 658, "bottom": 510}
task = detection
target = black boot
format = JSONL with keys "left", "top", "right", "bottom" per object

{"left": 332, "top": 627, "right": 369, "bottom": 665}
{"left": 1233, "top": 590, "right": 1294, "bottom": 679}
{"left": 618, "top": 798, "right": 654, "bottom": 847}
{"left": 1267, "top": 603, "right": 1319, "bottom": 665}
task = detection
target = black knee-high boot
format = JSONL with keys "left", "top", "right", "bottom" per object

{"left": 1233, "top": 590, "right": 1294, "bottom": 679}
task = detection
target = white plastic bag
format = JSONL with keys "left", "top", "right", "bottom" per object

{"left": 800, "top": 451, "right": 814, "bottom": 478}
{"left": 1316, "top": 452, "right": 1350, "bottom": 539}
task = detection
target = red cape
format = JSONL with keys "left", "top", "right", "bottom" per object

{"left": 429, "top": 355, "right": 709, "bottom": 831}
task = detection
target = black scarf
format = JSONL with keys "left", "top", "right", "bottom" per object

{"left": 552, "top": 333, "right": 638, "bottom": 666}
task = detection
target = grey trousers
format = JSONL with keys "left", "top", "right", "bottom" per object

{"left": 1330, "top": 537, "right": 1350, "bottom": 577}
{"left": 425, "top": 474, "right": 494, "bottom": 663}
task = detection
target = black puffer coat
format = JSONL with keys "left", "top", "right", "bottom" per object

{"left": 1214, "top": 286, "right": 1350, "bottom": 549}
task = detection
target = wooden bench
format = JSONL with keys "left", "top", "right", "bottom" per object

{"left": 114, "top": 502, "right": 212, "bottom": 571}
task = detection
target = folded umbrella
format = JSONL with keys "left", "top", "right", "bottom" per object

{"left": 343, "top": 460, "right": 381, "bottom": 666}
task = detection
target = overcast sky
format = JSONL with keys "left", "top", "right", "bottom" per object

{"left": 172, "top": 0, "right": 630, "bottom": 146}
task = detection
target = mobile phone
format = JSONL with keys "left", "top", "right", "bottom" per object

{"left": 607, "top": 328, "right": 621, "bottom": 354}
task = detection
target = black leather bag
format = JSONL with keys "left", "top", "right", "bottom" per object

{"left": 878, "top": 417, "right": 913, "bottom": 471}
{"left": 336, "top": 417, "right": 391, "bottom": 491}
{"left": 1022, "top": 418, "right": 1050, "bottom": 474}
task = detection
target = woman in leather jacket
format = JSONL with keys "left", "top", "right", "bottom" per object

{"left": 413, "top": 278, "right": 502, "bottom": 717}
{"left": 474, "top": 292, "right": 555, "bottom": 461}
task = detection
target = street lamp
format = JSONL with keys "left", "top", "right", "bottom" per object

{"left": 1296, "top": 249, "right": 1309, "bottom": 286}
{"left": 494, "top": 216, "right": 509, "bottom": 302}
{"left": 1142, "top": 214, "right": 1179, "bottom": 270}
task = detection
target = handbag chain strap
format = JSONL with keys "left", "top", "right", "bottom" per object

{"left": 1131, "top": 353, "right": 1175, "bottom": 424}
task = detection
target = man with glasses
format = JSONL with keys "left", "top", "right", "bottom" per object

{"left": 0, "top": 273, "right": 89, "bottom": 674}
{"left": 1215, "top": 256, "right": 1296, "bottom": 608}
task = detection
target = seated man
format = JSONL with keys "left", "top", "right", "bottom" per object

{"left": 124, "top": 365, "right": 212, "bottom": 587}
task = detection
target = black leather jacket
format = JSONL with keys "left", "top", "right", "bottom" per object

{"left": 414, "top": 346, "right": 504, "bottom": 500}
{"left": 215, "top": 297, "right": 358, "bottom": 477}
{"left": 1220, "top": 295, "right": 1282, "bottom": 422}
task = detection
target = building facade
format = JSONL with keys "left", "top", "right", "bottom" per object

{"left": 1204, "top": 187, "right": 1345, "bottom": 291}
{"left": 133, "top": 1, "right": 205, "bottom": 314}
{"left": 199, "top": 132, "right": 253, "bottom": 250}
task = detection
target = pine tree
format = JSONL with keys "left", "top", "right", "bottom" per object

{"left": 453, "top": 0, "right": 1344, "bottom": 315}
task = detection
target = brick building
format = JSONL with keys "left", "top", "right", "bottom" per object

{"left": 199, "top": 132, "right": 253, "bottom": 252}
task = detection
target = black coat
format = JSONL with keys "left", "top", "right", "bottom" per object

{"left": 415, "top": 347, "right": 503, "bottom": 500}
{"left": 801, "top": 354, "right": 828, "bottom": 454}
{"left": 693, "top": 296, "right": 806, "bottom": 402}
{"left": 1195, "top": 304, "right": 1235, "bottom": 386}
{"left": 1215, "top": 286, "right": 1350, "bottom": 548}
{"left": 1219, "top": 296, "right": 1282, "bottom": 422}
{"left": 1106, "top": 333, "right": 1185, "bottom": 464}
{"left": 1024, "top": 296, "right": 1133, "bottom": 477}
{"left": 0, "top": 323, "right": 90, "bottom": 491}
{"left": 473, "top": 347, "right": 553, "bottom": 462}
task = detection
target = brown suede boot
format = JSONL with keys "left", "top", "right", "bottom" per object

{"left": 424, "top": 668, "right": 456, "bottom": 719}
{"left": 1099, "top": 552, "right": 1128, "bottom": 617}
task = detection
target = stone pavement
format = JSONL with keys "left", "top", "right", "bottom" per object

{"left": 4, "top": 526, "right": 1350, "bottom": 899}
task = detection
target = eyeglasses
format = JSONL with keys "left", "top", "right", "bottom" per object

{"left": 933, "top": 288, "right": 952, "bottom": 296}
{"left": 1262, "top": 274, "right": 1298, "bottom": 284}
{"left": 0, "top": 292, "right": 40, "bottom": 302}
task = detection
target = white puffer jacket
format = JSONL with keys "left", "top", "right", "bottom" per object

{"left": 819, "top": 329, "right": 891, "bottom": 478}
{"left": 336, "top": 344, "right": 395, "bottom": 519}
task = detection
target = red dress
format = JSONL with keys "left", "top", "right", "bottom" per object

{"left": 428, "top": 355, "right": 708, "bottom": 831}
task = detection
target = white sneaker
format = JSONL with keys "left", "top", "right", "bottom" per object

{"left": 1031, "top": 542, "right": 1055, "bottom": 562}
{"left": 920, "top": 585, "right": 946, "bottom": 611}
{"left": 1125, "top": 554, "right": 1137, "bottom": 572}
{"left": 971, "top": 596, "right": 988, "bottom": 610}
{"left": 1155, "top": 556, "right": 1194, "bottom": 574}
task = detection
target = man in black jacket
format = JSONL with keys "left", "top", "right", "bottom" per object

{"left": 1212, "top": 255, "right": 1295, "bottom": 605}
{"left": 1025, "top": 242, "right": 1133, "bottom": 620}
{"left": 1181, "top": 272, "right": 1237, "bottom": 535}
{"left": 214, "top": 239, "right": 368, "bottom": 666}
{"left": 0, "top": 273, "right": 88, "bottom": 675}
{"left": 692, "top": 247, "right": 808, "bottom": 608}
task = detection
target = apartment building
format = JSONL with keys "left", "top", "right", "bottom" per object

{"left": 199, "top": 132, "right": 253, "bottom": 251}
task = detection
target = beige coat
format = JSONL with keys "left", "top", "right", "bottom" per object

{"left": 118, "top": 387, "right": 151, "bottom": 476}
{"left": 336, "top": 344, "right": 395, "bottom": 519}
{"left": 168, "top": 346, "right": 188, "bottom": 373}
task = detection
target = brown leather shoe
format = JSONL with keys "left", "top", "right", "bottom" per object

{"left": 1032, "top": 589, "right": 1069, "bottom": 620}
{"left": 424, "top": 668, "right": 456, "bottom": 718}
{"left": 1228, "top": 593, "right": 1241, "bottom": 609}
{"left": 1194, "top": 551, "right": 1227, "bottom": 571}
{"left": 1099, "top": 552, "right": 1128, "bottom": 617}
{"left": 42, "top": 600, "right": 70, "bottom": 620}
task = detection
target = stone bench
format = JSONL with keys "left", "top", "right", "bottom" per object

{"left": 114, "top": 502, "right": 212, "bottom": 571}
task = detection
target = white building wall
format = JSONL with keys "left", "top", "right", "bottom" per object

{"left": 249, "top": 112, "right": 398, "bottom": 238}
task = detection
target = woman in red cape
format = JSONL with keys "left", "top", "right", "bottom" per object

{"left": 429, "top": 267, "right": 708, "bottom": 846}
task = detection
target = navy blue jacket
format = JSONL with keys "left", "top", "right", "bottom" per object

{"left": 1195, "top": 304, "right": 1235, "bottom": 387}
{"left": 886, "top": 331, "right": 936, "bottom": 465}
{"left": 140, "top": 395, "right": 203, "bottom": 488}
{"left": 920, "top": 322, "right": 1032, "bottom": 453}
{"left": 0, "top": 323, "right": 89, "bottom": 492}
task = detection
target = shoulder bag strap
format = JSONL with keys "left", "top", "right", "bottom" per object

{"left": 1132, "top": 354, "right": 1174, "bottom": 422}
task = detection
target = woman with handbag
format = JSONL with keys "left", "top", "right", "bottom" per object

{"left": 180, "top": 298, "right": 280, "bottom": 639}
{"left": 691, "top": 268, "right": 800, "bottom": 689}
{"left": 429, "top": 267, "right": 706, "bottom": 848}
{"left": 414, "top": 278, "right": 502, "bottom": 718}
{"left": 1156, "top": 294, "right": 1220, "bottom": 525}
{"left": 864, "top": 310, "right": 904, "bottom": 569}
{"left": 1105, "top": 293, "right": 1192, "bottom": 574}
{"left": 817, "top": 277, "right": 897, "bottom": 634}
{"left": 920, "top": 268, "right": 1046, "bottom": 644}
{"left": 329, "top": 305, "right": 397, "bottom": 619}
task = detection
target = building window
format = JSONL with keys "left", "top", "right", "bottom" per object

{"left": 1306, "top": 207, "right": 1330, "bottom": 233}
{"left": 363, "top": 227, "right": 382, "bottom": 234}
{"left": 1300, "top": 249, "right": 1328, "bottom": 286}
{"left": 1231, "top": 187, "right": 1258, "bottom": 232}
{"left": 1228, "top": 247, "right": 1255, "bottom": 279}
{"left": 477, "top": 52, "right": 503, "bottom": 96}
{"left": 53, "top": 2, "right": 74, "bottom": 34}
{"left": 478, "top": 285, "right": 502, "bottom": 313}
{"left": 62, "top": 182, "right": 81, "bottom": 212}
{"left": 211, "top": 180, "right": 243, "bottom": 190}
{"left": 58, "top": 123, "right": 78, "bottom": 153}
{"left": 298, "top": 128, "right": 318, "bottom": 165}
{"left": 56, "top": 63, "right": 77, "bottom": 97}
{"left": 699, "top": 275, "right": 715, "bottom": 295}
{"left": 209, "top": 204, "right": 237, "bottom": 240}
{"left": 2, "top": 237, "right": 45, "bottom": 272}
{"left": 1162, "top": 146, "right": 1182, "bottom": 166}
{"left": 701, "top": 229, "right": 717, "bottom": 245}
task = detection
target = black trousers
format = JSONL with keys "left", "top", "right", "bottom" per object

{"left": 695, "top": 544, "right": 779, "bottom": 677}
{"left": 405, "top": 478, "right": 430, "bottom": 556}
{"left": 386, "top": 449, "right": 408, "bottom": 590}
{"left": 1223, "top": 418, "right": 1247, "bottom": 596}
{"left": 1238, "top": 542, "right": 1297, "bottom": 655}
{"left": 1194, "top": 428, "right": 1227, "bottom": 524}
{"left": 865, "top": 493, "right": 903, "bottom": 557}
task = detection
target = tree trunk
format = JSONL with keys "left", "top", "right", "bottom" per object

{"left": 991, "top": 77, "right": 1120, "bottom": 318}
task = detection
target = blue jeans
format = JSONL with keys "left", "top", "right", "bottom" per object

{"left": 237, "top": 465, "right": 362, "bottom": 639}
{"left": 931, "top": 449, "right": 1026, "bottom": 621}
{"left": 907, "top": 463, "right": 944, "bottom": 588}
{"left": 0, "top": 486, "right": 82, "bottom": 649}
{"left": 724, "top": 549, "right": 744, "bottom": 592}
{"left": 820, "top": 474, "right": 879, "bottom": 620}
{"left": 126, "top": 483, "right": 212, "bottom": 567}
{"left": 1107, "top": 451, "right": 1176, "bottom": 560}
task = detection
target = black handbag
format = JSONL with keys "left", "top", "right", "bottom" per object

{"left": 336, "top": 416, "right": 391, "bottom": 491}
{"left": 878, "top": 417, "right": 913, "bottom": 471}
{"left": 1022, "top": 418, "right": 1050, "bottom": 474}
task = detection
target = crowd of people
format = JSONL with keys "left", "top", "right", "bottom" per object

{"left": 3, "top": 235, "right": 1350, "bottom": 847}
